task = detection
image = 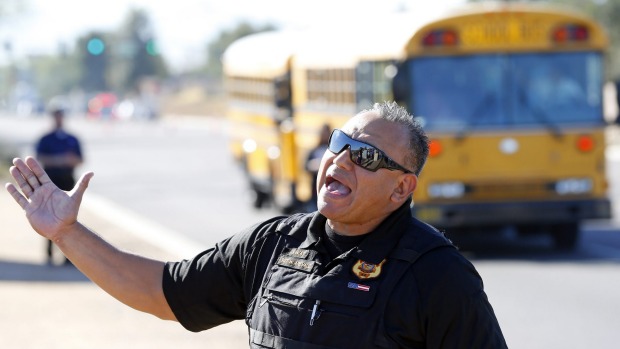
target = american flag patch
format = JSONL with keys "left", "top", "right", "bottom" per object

{"left": 347, "top": 282, "right": 370, "bottom": 292}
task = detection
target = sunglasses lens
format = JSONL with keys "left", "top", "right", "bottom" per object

{"left": 352, "top": 147, "right": 382, "bottom": 171}
{"left": 327, "top": 129, "right": 412, "bottom": 173}
{"left": 329, "top": 130, "right": 383, "bottom": 171}
{"left": 328, "top": 130, "right": 348, "bottom": 154}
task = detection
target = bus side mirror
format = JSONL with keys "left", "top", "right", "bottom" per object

{"left": 274, "top": 76, "right": 292, "bottom": 110}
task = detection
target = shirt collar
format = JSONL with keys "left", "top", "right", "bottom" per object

{"left": 297, "top": 212, "right": 327, "bottom": 250}
{"left": 353, "top": 199, "right": 412, "bottom": 264}
{"left": 298, "top": 199, "right": 413, "bottom": 263}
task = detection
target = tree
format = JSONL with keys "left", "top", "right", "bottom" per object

{"left": 108, "top": 9, "right": 168, "bottom": 93}
{"left": 29, "top": 45, "right": 81, "bottom": 101}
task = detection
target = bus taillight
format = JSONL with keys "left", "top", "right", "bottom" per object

{"left": 429, "top": 139, "right": 443, "bottom": 157}
{"left": 576, "top": 135, "right": 595, "bottom": 152}
{"left": 552, "top": 24, "right": 589, "bottom": 43}
{"left": 422, "top": 29, "right": 459, "bottom": 47}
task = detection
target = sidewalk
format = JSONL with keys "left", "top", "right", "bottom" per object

{"left": 0, "top": 186, "right": 248, "bottom": 348}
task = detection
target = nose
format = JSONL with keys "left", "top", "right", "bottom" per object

{"left": 331, "top": 146, "right": 355, "bottom": 170}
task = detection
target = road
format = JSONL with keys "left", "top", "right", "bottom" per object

{"left": 1, "top": 113, "right": 620, "bottom": 348}
{"left": 0, "top": 114, "right": 281, "bottom": 255}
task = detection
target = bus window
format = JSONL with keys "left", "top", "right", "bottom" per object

{"left": 514, "top": 52, "right": 602, "bottom": 123}
{"left": 410, "top": 55, "right": 505, "bottom": 131}
{"left": 356, "top": 60, "right": 400, "bottom": 111}
{"left": 406, "top": 51, "right": 604, "bottom": 132}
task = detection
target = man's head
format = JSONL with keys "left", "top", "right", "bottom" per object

{"left": 316, "top": 101, "right": 428, "bottom": 235}
{"left": 51, "top": 108, "right": 65, "bottom": 129}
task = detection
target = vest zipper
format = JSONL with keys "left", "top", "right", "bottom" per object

{"left": 309, "top": 300, "right": 322, "bottom": 326}
{"left": 259, "top": 294, "right": 273, "bottom": 308}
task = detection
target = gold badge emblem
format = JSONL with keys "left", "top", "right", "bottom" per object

{"left": 352, "top": 259, "right": 386, "bottom": 280}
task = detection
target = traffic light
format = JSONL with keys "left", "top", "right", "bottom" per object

{"left": 81, "top": 34, "right": 109, "bottom": 92}
{"left": 87, "top": 37, "right": 106, "bottom": 56}
{"left": 145, "top": 39, "right": 158, "bottom": 56}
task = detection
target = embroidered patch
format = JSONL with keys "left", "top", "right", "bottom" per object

{"left": 286, "top": 248, "right": 310, "bottom": 259}
{"left": 276, "top": 255, "right": 315, "bottom": 272}
{"left": 352, "top": 259, "right": 386, "bottom": 280}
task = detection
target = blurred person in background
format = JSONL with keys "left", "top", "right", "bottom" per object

{"left": 304, "top": 123, "right": 331, "bottom": 211}
{"left": 5, "top": 101, "right": 506, "bottom": 348}
{"left": 35, "top": 107, "right": 83, "bottom": 266}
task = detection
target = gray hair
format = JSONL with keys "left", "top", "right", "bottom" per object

{"left": 363, "top": 101, "right": 429, "bottom": 176}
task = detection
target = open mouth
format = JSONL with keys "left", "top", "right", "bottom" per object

{"left": 325, "top": 175, "right": 351, "bottom": 195}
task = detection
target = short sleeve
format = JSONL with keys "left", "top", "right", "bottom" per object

{"left": 162, "top": 217, "right": 283, "bottom": 332}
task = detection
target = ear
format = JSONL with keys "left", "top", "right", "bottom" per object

{"left": 391, "top": 173, "right": 418, "bottom": 203}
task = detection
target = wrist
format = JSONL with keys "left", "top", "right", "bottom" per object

{"left": 52, "top": 221, "right": 83, "bottom": 246}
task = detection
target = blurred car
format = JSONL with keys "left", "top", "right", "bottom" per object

{"left": 87, "top": 92, "right": 118, "bottom": 120}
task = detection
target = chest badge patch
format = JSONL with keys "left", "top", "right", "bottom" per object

{"left": 276, "top": 255, "right": 315, "bottom": 273}
{"left": 352, "top": 259, "right": 386, "bottom": 280}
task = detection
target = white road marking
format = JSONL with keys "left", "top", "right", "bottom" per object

{"left": 82, "top": 193, "right": 208, "bottom": 259}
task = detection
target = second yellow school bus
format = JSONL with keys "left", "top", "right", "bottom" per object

{"left": 223, "top": 2, "right": 615, "bottom": 248}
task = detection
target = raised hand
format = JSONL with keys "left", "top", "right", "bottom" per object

{"left": 4, "top": 156, "right": 93, "bottom": 241}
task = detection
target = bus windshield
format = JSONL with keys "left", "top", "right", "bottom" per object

{"left": 407, "top": 52, "right": 603, "bottom": 132}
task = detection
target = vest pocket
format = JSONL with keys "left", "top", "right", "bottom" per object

{"left": 264, "top": 263, "right": 379, "bottom": 308}
{"left": 252, "top": 288, "right": 382, "bottom": 347}
{"left": 249, "top": 259, "right": 385, "bottom": 347}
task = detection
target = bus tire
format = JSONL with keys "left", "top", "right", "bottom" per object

{"left": 550, "top": 223, "right": 580, "bottom": 250}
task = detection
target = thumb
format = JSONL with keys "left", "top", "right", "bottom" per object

{"left": 69, "top": 171, "right": 94, "bottom": 201}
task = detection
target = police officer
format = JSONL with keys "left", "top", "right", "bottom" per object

{"left": 6, "top": 101, "right": 507, "bottom": 348}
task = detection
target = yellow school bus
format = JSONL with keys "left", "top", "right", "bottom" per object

{"left": 223, "top": 2, "right": 616, "bottom": 248}
{"left": 223, "top": 30, "right": 299, "bottom": 209}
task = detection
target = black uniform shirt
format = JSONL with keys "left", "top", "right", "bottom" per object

{"left": 36, "top": 129, "right": 82, "bottom": 190}
{"left": 163, "top": 202, "right": 507, "bottom": 348}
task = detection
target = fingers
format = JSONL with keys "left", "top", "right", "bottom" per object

{"left": 9, "top": 165, "right": 34, "bottom": 198}
{"left": 24, "top": 156, "right": 53, "bottom": 186}
{"left": 69, "top": 172, "right": 94, "bottom": 200}
{"left": 7, "top": 156, "right": 94, "bottom": 210}
{"left": 5, "top": 182, "right": 29, "bottom": 210}
{"left": 12, "top": 157, "right": 41, "bottom": 190}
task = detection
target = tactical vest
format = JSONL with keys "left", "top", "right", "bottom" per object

{"left": 246, "top": 213, "right": 454, "bottom": 349}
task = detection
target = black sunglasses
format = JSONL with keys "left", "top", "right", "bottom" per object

{"left": 327, "top": 129, "right": 412, "bottom": 173}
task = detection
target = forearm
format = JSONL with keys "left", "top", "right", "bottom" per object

{"left": 54, "top": 222, "right": 177, "bottom": 321}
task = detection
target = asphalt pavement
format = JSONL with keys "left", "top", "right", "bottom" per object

{"left": 0, "top": 179, "right": 249, "bottom": 349}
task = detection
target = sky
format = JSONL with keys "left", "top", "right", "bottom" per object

{"left": 0, "top": 0, "right": 466, "bottom": 73}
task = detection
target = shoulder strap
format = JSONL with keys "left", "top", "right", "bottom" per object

{"left": 389, "top": 218, "right": 455, "bottom": 262}
{"left": 275, "top": 212, "right": 315, "bottom": 238}
{"left": 374, "top": 219, "right": 455, "bottom": 348}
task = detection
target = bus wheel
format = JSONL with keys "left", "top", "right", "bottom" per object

{"left": 550, "top": 223, "right": 580, "bottom": 250}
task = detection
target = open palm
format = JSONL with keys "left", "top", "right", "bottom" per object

{"left": 5, "top": 157, "right": 93, "bottom": 240}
